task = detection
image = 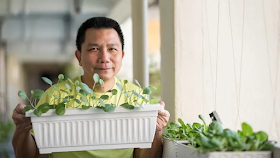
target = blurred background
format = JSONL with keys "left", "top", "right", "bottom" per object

{"left": 0, "top": 0, "right": 161, "bottom": 157}
{"left": 1, "top": 0, "right": 280, "bottom": 158}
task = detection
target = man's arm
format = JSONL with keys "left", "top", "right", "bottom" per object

{"left": 135, "top": 101, "right": 170, "bottom": 158}
{"left": 12, "top": 103, "right": 39, "bottom": 158}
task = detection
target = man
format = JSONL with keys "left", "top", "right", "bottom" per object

{"left": 12, "top": 17, "right": 170, "bottom": 158}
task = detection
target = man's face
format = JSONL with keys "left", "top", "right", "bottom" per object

{"left": 76, "top": 28, "right": 124, "bottom": 82}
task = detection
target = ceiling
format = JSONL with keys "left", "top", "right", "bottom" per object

{"left": 0, "top": 0, "right": 119, "bottom": 16}
{"left": 0, "top": 0, "right": 157, "bottom": 62}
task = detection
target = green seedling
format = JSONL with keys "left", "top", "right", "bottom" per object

{"left": 18, "top": 73, "right": 156, "bottom": 116}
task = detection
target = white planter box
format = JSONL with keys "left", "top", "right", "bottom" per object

{"left": 163, "top": 138, "right": 272, "bottom": 158}
{"left": 26, "top": 104, "right": 162, "bottom": 154}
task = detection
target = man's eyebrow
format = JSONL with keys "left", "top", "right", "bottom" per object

{"left": 107, "top": 43, "right": 120, "bottom": 47}
{"left": 87, "top": 43, "right": 100, "bottom": 47}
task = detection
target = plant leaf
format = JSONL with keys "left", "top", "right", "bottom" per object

{"left": 102, "top": 104, "right": 116, "bottom": 112}
{"left": 54, "top": 95, "right": 59, "bottom": 100}
{"left": 80, "top": 96, "right": 88, "bottom": 103}
{"left": 62, "top": 98, "right": 68, "bottom": 103}
{"left": 120, "top": 103, "right": 134, "bottom": 109}
{"left": 76, "top": 86, "right": 81, "bottom": 92}
{"left": 79, "top": 89, "right": 89, "bottom": 96}
{"left": 65, "top": 83, "right": 71, "bottom": 90}
{"left": 132, "top": 90, "right": 141, "bottom": 98}
{"left": 74, "top": 80, "right": 80, "bottom": 86}
{"left": 99, "top": 79, "right": 104, "bottom": 85}
{"left": 93, "top": 73, "right": 100, "bottom": 83}
{"left": 80, "top": 83, "right": 94, "bottom": 94}
{"left": 256, "top": 131, "right": 268, "bottom": 142}
{"left": 52, "top": 85, "right": 58, "bottom": 90}
{"left": 23, "top": 105, "right": 32, "bottom": 114}
{"left": 34, "top": 108, "right": 42, "bottom": 117}
{"left": 149, "top": 85, "right": 157, "bottom": 90}
{"left": 100, "top": 95, "right": 109, "bottom": 100}
{"left": 56, "top": 103, "right": 65, "bottom": 115}
{"left": 124, "top": 80, "right": 128, "bottom": 84}
{"left": 178, "top": 118, "right": 187, "bottom": 129}
{"left": 67, "top": 78, "right": 74, "bottom": 85}
{"left": 124, "top": 92, "right": 131, "bottom": 98}
{"left": 58, "top": 74, "right": 64, "bottom": 80}
{"left": 99, "top": 99, "right": 105, "bottom": 107}
{"left": 242, "top": 122, "right": 253, "bottom": 136}
{"left": 111, "top": 89, "right": 118, "bottom": 95}
{"left": 116, "top": 82, "right": 123, "bottom": 91}
{"left": 60, "top": 89, "right": 69, "bottom": 94}
{"left": 38, "top": 103, "right": 50, "bottom": 113}
{"left": 42, "top": 77, "right": 53, "bottom": 85}
{"left": 82, "top": 105, "right": 90, "bottom": 110}
{"left": 143, "top": 87, "right": 151, "bottom": 94}
{"left": 74, "top": 99, "right": 81, "bottom": 104}
{"left": 134, "top": 79, "right": 141, "bottom": 87}
{"left": 18, "top": 90, "right": 27, "bottom": 99}
{"left": 32, "top": 89, "right": 44, "bottom": 99}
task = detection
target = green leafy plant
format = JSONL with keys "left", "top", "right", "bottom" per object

{"left": 18, "top": 73, "right": 155, "bottom": 117}
{"left": 163, "top": 115, "right": 275, "bottom": 153}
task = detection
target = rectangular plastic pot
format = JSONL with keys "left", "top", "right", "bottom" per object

{"left": 26, "top": 104, "right": 162, "bottom": 154}
{"left": 163, "top": 138, "right": 272, "bottom": 158}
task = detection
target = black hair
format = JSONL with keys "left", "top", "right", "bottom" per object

{"left": 75, "top": 17, "right": 124, "bottom": 51}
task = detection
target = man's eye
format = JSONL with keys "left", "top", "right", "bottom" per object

{"left": 109, "top": 48, "right": 117, "bottom": 51}
{"left": 88, "top": 48, "right": 99, "bottom": 51}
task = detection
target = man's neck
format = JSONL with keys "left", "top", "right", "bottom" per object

{"left": 81, "top": 75, "right": 115, "bottom": 93}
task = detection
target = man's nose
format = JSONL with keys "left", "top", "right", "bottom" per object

{"left": 98, "top": 48, "right": 110, "bottom": 63}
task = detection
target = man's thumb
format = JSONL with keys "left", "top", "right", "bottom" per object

{"left": 15, "top": 103, "right": 26, "bottom": 114}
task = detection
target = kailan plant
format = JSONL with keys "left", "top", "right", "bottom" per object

{"left": 18, "top": 73, "right": 157, "bottom": 116}
{"left": 163, "top": 115, "right": 275, "bottom": 153}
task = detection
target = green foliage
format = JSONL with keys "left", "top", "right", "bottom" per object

{"left": 0, "top": 119, "right": 14, "bottom": 158}
{"left": 18, "top": 73, "right": 156, "bottom": 116}
{"left": 163, "top": 116, "right": 275, "bottom": 153}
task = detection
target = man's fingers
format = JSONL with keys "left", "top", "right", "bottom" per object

{"left": 12, "top": 114, "right": 27, "bottom": 124}
{"left": 158, "top": 110, "right": 170, "bottom": 117}
{"left": 17, "top": 121, "right": 32, "bottom": 131}
{"left": 158, "top": 101, "right": 165, "bottom": 107}
{"left": 15, "top": 103, "right": 26, "bottom": 114}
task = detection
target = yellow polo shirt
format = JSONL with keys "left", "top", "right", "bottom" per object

{"left": 35, "top": 76, "right": 143, "bottom": 158}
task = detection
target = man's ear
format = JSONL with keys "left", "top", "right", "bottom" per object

{"left": 122, "top": 51, "right": 125, "bottom": 59}
{"left": 75, "top": 50, "right": 82, "bottom": 66}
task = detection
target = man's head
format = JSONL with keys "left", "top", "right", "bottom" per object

{"left": 76, "top": 17, "right": 124, "bottom": 51}
{"left": 75, "top": 17, "right": 125, "bottom": 84}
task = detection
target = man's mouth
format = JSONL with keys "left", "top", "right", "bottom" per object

{"left": 94, "top": 68, "right": 112, "bottom": 70}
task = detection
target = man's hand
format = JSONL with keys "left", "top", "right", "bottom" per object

{"left": 156, "top": 101, "right": 170, "bottom": 132}
{"left": 12, "top": 103, "right": 32, "bottom": 132}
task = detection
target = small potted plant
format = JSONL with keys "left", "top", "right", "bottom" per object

{"left": 162, "top": 115, "right": 277, "bottom": 158}
{"left": 18, "top": 73, "right": 162, "bottom": 154}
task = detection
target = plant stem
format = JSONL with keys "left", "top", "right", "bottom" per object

{"left": 27, "top": 97, "right": 35, "bottom": 108}
{"left": 117, "top": 93, "right": 123, "bottom": 106}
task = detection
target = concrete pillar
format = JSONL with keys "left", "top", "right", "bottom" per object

{"left": 131, "top": 0, "right": 149, "bottom": 87}
{"left": 159, "top": 0, "right": 176, "bottom": 122}
{"left": 0, "top": 18, "right": 7, "bottom": 120}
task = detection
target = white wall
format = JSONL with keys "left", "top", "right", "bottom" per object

{"left": 117, "top": 18, "right": 133, "bottom": 82}
{"left": 160, "top": 0, "right": 280, "bottom": 142}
